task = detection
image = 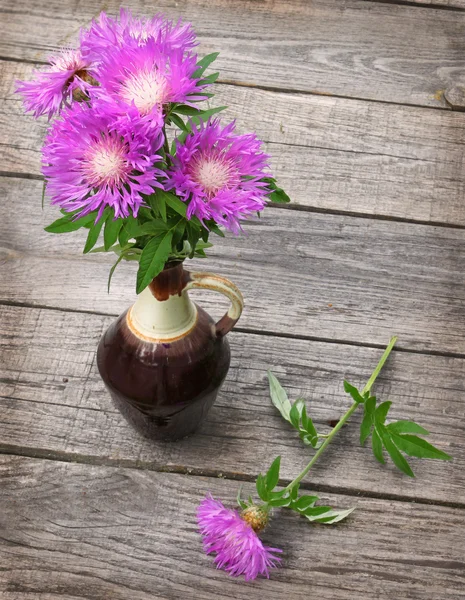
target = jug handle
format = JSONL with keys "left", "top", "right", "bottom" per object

{"left": 185, "top": 272, "right": 244, "bottom": 337}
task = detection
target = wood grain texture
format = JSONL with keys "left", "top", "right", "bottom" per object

{"left": 0, "top": 303, "right": 461, "bottom": 504}
{"left": 2, "top": 177, "right": 465, "bottom": 353}
{"left": 1, "top": 456, "right": 464, "bottom": 599}
{"left": 1, "top": 0, "right": 465, "bottom": 108}
{"left": 5, "top": 60, "right": 465, "bottom": 225}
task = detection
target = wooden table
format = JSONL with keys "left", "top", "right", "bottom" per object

{"left": 1, "top": 1, "right": 465, "bottom": 598}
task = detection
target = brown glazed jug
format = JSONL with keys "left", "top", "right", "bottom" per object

{"left": 97, "top": 261, "right": 243, "bottom": 441}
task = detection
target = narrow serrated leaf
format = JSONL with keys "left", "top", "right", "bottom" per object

{"left": 371, "top": 429, "right": 385, "bottom": 464}
{"left": 84, "top": 213, "right": 106, "bottom": 254}
{"left": 265, "top": 456, "right": 281, "bottom": 491}
{"left": 343, "top": 380, "right": 365, "bottom": 404}
{"left": 289, "top": 402, "right": 301, "bottom": 429}
{"left": 308, "top": 507, "right": 355, "bottom": 524}
{"left": 377, "top": 424, "right": 415, "bottom": 477}
{"left": 136, "top": 230, "right": 173, "bottom": 294}
{"left": 256, "top": 474, "right": 269, "bottom": 502}
{"left": 107, "top": 253, "right": 124, "bottom": 293}
{"left": 170, "top": 112, "right": 189, "bottom": 131}
{"left": 162, "top": 191, "right": 188, "bottom": 217}
{"left": 390, "top": 433, "right": 451, "bottom": 461}
{"left": 387, "top": 421, "right": 430, "bottom": 436}
{"left": 236, "top": 486, "right": 248, "bottom": 510}
{"left": 269, "top": 188, "right": 291, "bottom": 204}
{"left": 45, "top": 211, "right": 96, "bottom": 234}
{"left": 360, "top": 396, "right": 376, "bottom": 445}
{"left": 268, "top": 496, "right": 293, "bottom": 508}
{"left": 301, "top": 405, "right": 317, "bottom": 439}
{"left": 193, "top": 52, "right": 219, "bottom": 77}
{"left": 292, "top": 495, "right": 319, "bottom": 511}
{"left": 267, "top": 371, "right": 292, "bottom": 422}
{"left": 375, "top": 401, "right": 392, "bottom": 425}
{"left": 104, "top": 215, "right": 123, "bottom": 251}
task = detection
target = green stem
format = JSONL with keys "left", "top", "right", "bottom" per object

{"left": 282, "top": 336, "right": 397, "bottom": 493}
{"left": 162, "top": 126, "right": 170, "bottom": 164}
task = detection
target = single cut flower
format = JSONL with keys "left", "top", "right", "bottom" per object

{"left": 91, "top": 36, "right": 206, "bottom": 133}
{"left": 197, "top": 495, "right": 282, "bottom": 581}
{"left": 80, "top": 8, "right": 197, "bottom": 62}
{"left": 166, "top": 119, "right": 271, "bottom": 233}
{"left": 15, "top": 48, "right": 95, "bottom": 119}
{"left": 42, "top": 103, "right": 164, "bottom": 219}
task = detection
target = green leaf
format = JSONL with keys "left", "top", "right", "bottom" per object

{"left": 301, "top": 405, "right": 318, "bottom": 441}
{"left": 236, "top": 486, "right": 248, "bottom": 510}
{"left": 194, "top": 52, "right": 220, "bottom": 77}
{"left": 377, "top": 424, "right": 415, "bottom": 477}
{"left": 305, "top": 507, "right": 355, "bottom": 524}
{"left": 268, "top": 496, "right": 293, "bottom": 508}
{"left": 83, "top": 213, "right": 107, "bottom": 254}
{"left": 269, "top": 189, "right": 291, "bottom": 204}
{"left": 360, "top": 396, "right": 376, "bottom": 445}
{"left": 256, "top": 474, "right": 269, "bottom": 502}
{"left": 198, "top": 72, "right": 219, "bottom": 85}
{"left": 375, "top": 401, "right": 392, "bottom": 425}
{"left": 289, "top": 401, "right": 302, "bottom": 429}
{"left": 290, "top": 484, "right": 299, "bottom": 501}
{"left": 371, "top": 428, "right": 385, "bottom": 464}
{"left": 190, "top": 105, "right": 227, "bottom": 125}
{"left": 387, "top": 420, "right": 430, "bottom": 436}
{"left": 172, "top": 105, "right": 202, "bottom": 116}
{"left": 292, "top": 495, "right": 319, "bottom": 512}
{"left": 107, "top": 253, "right": 124, "bottom": 293}
{"left": 265, "top": 456, "right": 281, "bottom": 491}
{"left": 118, "top": 216, "right": 138, "bottom": 247}
{"left": 390, "top": 433, "right": 451, "bottom": 461}
{"left": 162, "top": 191, "right": 188, "bottom": 217}
{"left": 104, "top": 215, "right": 123, "bottom": 251}
{"left": 208, "top": 222, "right": 225, "bottom": 237}
{"left": 136, "top": 230, "right": 174, "bottom": 294}
{"left": 45, "top": 211, "right": 96, "bottom": 234}
{"left": 267, "top": 371, "right": 292, "bottom": 422}
{"left": 343, "top": 380, "right": 365, "bottom": 404}
{"left": 170, "top": 113, "right": 189, "bottom": 132}
{"left": 134, "top": 220, "right": 171, "bottom": 237}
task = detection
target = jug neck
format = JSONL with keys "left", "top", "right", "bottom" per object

{"left": 127, "top": 262, "right": 197, "bottom": 342}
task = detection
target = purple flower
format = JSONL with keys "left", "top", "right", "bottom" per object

{"left": 15, "top": 48, "right": 94, "bottom": 119}
{"left": 42, "top": 103, "right": 164, "bottom": 220}
{"left": 166, "top": 119, "right": 271, "bottom": 233}
{"left": 91, "top": 36, "right": 206, "bottom": 134}
{"left": 81, "top": 8, "right": 197, "bottom": 62}
{"left": 197, "top": 495, "right": 282, "bottom": 581}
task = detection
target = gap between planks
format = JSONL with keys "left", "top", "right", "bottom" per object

{"left": 1, "top": 443, "right": 463, "bottom": 511}
{"left": 0, "top": 52, "right": 461, "bottom": 114}
{"left": 2, "top": 298, "right": 465, "bottom": 360}
{"left": 3, "top": 171, "right": 465, "bottom": 233}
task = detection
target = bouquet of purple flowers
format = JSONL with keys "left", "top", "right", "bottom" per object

{"left": 16, "top": 9, "right": 289, "bottom": 293}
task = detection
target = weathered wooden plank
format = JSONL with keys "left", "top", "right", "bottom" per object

{"left": 1, "top": 177, "right": 465, "bottom": 353}
{"left": 1, "top": 0, "right": 465, "bottom": 108}
{"left": 1, "top": 456, "right": 464, "bottom": 599}
{"left": 0, "top": 303, "right": 461, "bottom": 504}
{"left": 5, "top": 61, "right": 465, "bottom": 225}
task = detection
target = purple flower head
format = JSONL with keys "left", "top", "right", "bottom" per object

{"left": 166, "top": 119, "right": 271, "bottom": 233}
{"left": 91, "top": 36, "right": 206, "bottom": 134}
{"left": 15, "top": 48, "right": 95, "bottom": 119}
{"left": 81, "top": 8, "right": 197, "bottom": 62}
{"left": 42, "top": 102, "right": 164, "bottom": 220}
{"left": 197, "top": 495, "right": 282, "bottom": 581}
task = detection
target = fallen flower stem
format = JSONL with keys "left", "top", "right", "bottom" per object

{"left": 282, "top": 336, "right": 398, "bottom": 493}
